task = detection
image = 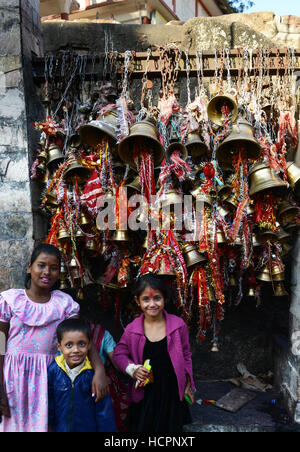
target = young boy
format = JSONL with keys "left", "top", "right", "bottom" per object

{"left": 48, "top": 318, "right": 117, "bottom": 432}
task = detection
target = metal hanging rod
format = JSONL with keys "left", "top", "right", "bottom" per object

{"left": 32, "top": 48, "right": 300, "bottom": 82}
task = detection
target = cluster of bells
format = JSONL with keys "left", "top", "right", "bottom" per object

{"left": 37, "top": 92, "right": 300, "bottom": 300}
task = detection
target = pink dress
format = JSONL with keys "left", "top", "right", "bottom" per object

{"left": 0, "top": 289, "right": 80, "bottom": 432}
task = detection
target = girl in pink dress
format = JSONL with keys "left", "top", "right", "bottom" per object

{"left": 0, "top": 244, "right": 108, "bottom": 432}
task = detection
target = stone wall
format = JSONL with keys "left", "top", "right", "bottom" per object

{"left": 0, "top": 0, "right": 44, "bottom": 292}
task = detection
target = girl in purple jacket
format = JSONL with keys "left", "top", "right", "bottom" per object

{"left": 113, "top": 274, "right": 195, "bottom": 432}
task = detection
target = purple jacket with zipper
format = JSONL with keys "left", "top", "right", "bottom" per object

{"left": 113, "top": 310, "right": 195, "bottom": 403}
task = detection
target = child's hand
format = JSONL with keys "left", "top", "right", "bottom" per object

{"left": 184, "top": 385, "right": 195, "bottom": 405}
{"left": 133, "top": 365, "right": 150, "bottom": 382}
{"left": 92, "top": 372, "right": 109, "bottom": 402}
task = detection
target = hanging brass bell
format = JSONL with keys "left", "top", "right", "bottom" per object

{"left": 217, "top": 229, "right": 227, "bottom": 244}
{"left": 256, "top": 230, "right": 278, "bottom": 244}
{"left": 247, "top": 287, "right": 255, "bottom": 297}
{"left": 217, "top": 205, "right": 230, "bottom": 219}
{"left": 161, "top": 188, "right": 183, "bottom": 209}
{"left": 79, "top": 211, "right": 91, "bottom": 229}
{"left": 191, "top": 187, "right": 213, "bottom": 207}
{"left": 284, "top": 222, "right": 300, "bottom": 235}
{"left": 224, "top": 194, "right": 239, "bottom": 211}
{"left": 86, "top": 238, "right": 98, "bottom": 253}
{"left": 216, "top": 119, "right": 261, "bottom": 163}
{"left": 47, "top": 143, "right": 64, "bottom": 170}
{"left": 277, "top": 200, "right": 298, "bottom": 225}
{"left": 165, "top": 142, "right": 187, "bottom": 162}
{"left": 59, "top": 279, "right": 69, "bottom": 290}
{"left": 207, "top": 93, "right": 238, "bottom": 126}
{"left": 38, "top": 149, "right": 48, "bottom": 162}
{"left": 211, "top": 341, "right": 219, "bottom": 352}
{"left": 273, "top": 281, "right": 288, "bottom": 297}
{"left": 249, "top": 162, "right": 287, "bottom": 196}
{"left": 286, "top": 162, "right": 300, "bottom": 199}
{"left": 156, "top": 259, "right": 176, "bottom": 277}
{"left": 271, "top": 264, "right": 285, "bottom": 281}
{"left": 185, "top": 132, "right": 208, "bottom": 158}
{"left": 182, "top": 243, "right": 207, "bottom": 268}
{"left": 217, "top": 184, "right": 232, "bottom": 201}
{"left": 252, "top": 233, "right": 262, "bottom": 247}
{"left": 57, "top": 224, "right": 70, "bottom": 241}
{"left": 79, "top": 111, "right": 118, "bottom": 147}
{"left": 69, "top": 258, "right": 77, "bottom": 268}
{"left": 229, "top": 273, "right": 238, "bottom": 286}
{"left": 125, "top": 176, "right": 141, "bottom": 195}
{"left": 118, "top": 120, "right": 164, "bottom": 168}
{"left": 113, "top": 229, "right": 130, "bottom": 241}
{"left": 64, "top": 153, "right": 91, "bottom": 183}
{"left": 75, "top": 228, "right": 85, "bottom": 240}
{"left": 257, "top": 265, "right": 272, "bottom": 282}
{"left": 276, "top": 223, "right": 291, "bottom": 244}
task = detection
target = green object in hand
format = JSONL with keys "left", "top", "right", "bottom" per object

{"left": 185, "top": 394, "right": 192, "bottom": 404}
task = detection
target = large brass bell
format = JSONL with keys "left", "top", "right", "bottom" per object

{"left": 118, "top": 120, "right": 164, "bottom": 168}
{"left": 257, "top": 265, "right": 272, "bottom": 282}
{"left": 185, "top": 132, "right": 208, "bottom": 158}
{"left": 286, "top": 162, "right": 300, "bottom": 199}
{"left": 125, "top": 176, "right": 141, "bottom": 195}
{"left": 277, "top": 200, "right": 298, "bottom": 225}
{"left": 207, "top": 93, "right": 238, "bottom": 126}
{"left": 47, "top": 143, "right": 64, "bottom": 170}
{"left": 249, "top": 162, "right": 287, "bottom": 196}
{"left": 224, "top": 194, "right": 239, "bottom": 212}
{"left": 277, "top": 224, "right": 291, "bottom": 245}
{"left": 57, "top": 224, "right": 70, "bottom": 241}
{"left": 216, "top": 119, "right": 261, "bottom": 163}
{"left": 79, "top": 111, "right": 118, "bottom": 148}
{"left": 182, "top": 243, "right": 207, "bottom": 268}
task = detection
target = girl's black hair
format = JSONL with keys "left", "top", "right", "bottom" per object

{"left": 133, "top": 273, "right": 171, "bottom": 303}
{"left": 56, "top": 318, "right": 91, "bottom": 344}
{"left": 25, "top": 243, "right": 62, "bottom": 290}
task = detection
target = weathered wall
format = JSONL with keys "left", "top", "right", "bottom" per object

{"left": 0, "top": 0, "right": 44, "bottom": 291}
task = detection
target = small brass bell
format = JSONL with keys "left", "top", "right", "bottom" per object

{"left": 191, "top": 187, "right": 213, "bottom": 207}
{"left": 271, "top": 264, "right": 285, "bottom": 281}
{"left": 165, "top": 142, "right": 187, "bottom": 162}
{"left": 64, "top": 153, "right": 91, "bottom": 183}
{"left": 79, "top": 211, "right": 90, "bottom": 229}
{"left": 211, "top": 341, "right": 219, "bottom": 352}
{"left": 59, "top": 280, "right": 69, "bottom": 290}
{"left": 229, "top": 273, "right": 237, "bottom": 286}
{"left": 185, "top": 132, "right": 208, "bottom": 158}
{"left": 216, "top": 119, "right": 261, "bottom": 163}
{"left": 217, "top": 205, "right": 230, "bottom": 219}
{"left": 182, "top": 243, "right": 207, "bottom": 268}
{"left": 257, "top": 265, "right": 272, "bottom": 282}
{"left": 69, "top": 258, "right": 77, "bottom": 268}
{"left": 286, "top": 162, "right": 300, "bottom": 199}
{"left": 273, "top": 282, "right": 288, "bottom": 297}
{"left": 57, "top": 225, "right": 70, "bottom": 242}
{"left": 277, "top": 225, "right": 291, "bottom": 245}
{"left": 47, "top": 143, "right": 64, "bottom": 170}
{"left": 125, "top": 176, "right": 141, "bottom": 195}
{"left": 207, "top": 93, "right": 238, "bottom": 126}
{"left": 113, "top": 229, "right": 130, "bottom": 241}
{"left": 75, "top": 228, "right": 85, "bottom": 240}
{"left": 86, "top": 238, "right": 98, "bottom": 253}
{"left": 217, "top": 229, "right": 227, "bottom": 244}
{"left": 38, "top": 149, "right": 48, "bottom": 162}
{"left": 247, "top": 287, "right": 255, "bottom": 297}
{"left": 249, "top": 162, "right": 287, "bottom": 196}
{"left": 157, "top": 259, "right": 176, "bottom": 277}
{"left": 118, "top": 120, "right": 164, "bottom": 168}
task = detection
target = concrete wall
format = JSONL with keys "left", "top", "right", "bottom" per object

{"left": 0, "top": 0, "right": 44, "bottom": 292}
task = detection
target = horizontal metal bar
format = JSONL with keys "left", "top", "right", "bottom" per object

{"left": 32, "top": 48, "right": 300, "bottom": 82}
